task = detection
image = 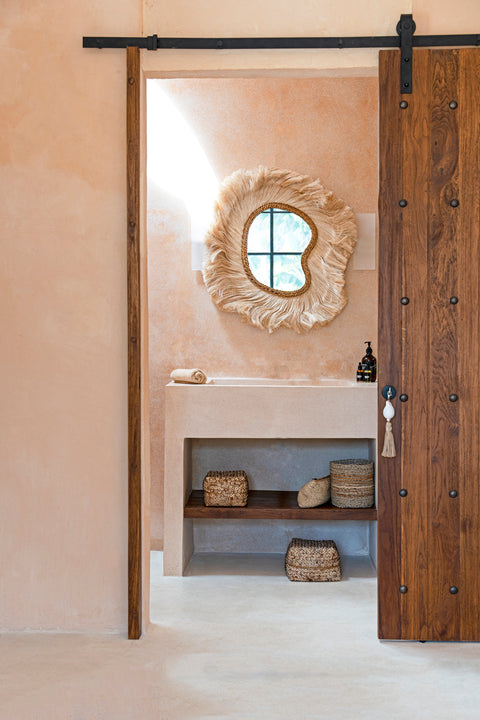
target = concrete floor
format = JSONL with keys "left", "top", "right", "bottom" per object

{"left": 2, "top": 551, "right": 480, "bottom": 719}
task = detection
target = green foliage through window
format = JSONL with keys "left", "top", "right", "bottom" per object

{"left": 247, "top": 208, "right": 311, "bottom": 292}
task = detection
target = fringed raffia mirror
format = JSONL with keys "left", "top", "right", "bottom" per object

{"left": 203, "top": 167, "right": 357, "bottom": 333}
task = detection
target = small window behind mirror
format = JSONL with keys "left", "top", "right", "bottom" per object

{"left": 246, "top": 206, "right": 312, "bottom": 292}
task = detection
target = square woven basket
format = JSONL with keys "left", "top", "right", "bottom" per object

{"left": 285, "top": 538, "right": 342, "bottom": 582}
{"left": 203, "top": 470, "right": 249, "bottom": 507}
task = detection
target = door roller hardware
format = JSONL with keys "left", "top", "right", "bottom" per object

{"left": 397, "top": 14, "right": 415, "bottom": 94}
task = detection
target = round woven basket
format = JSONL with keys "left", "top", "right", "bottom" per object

{"left": 330, "top": 459, "right": 374, "bottom": 508}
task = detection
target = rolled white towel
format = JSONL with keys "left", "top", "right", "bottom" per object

{"left": 170, "top": 368, "right": 208, "bottom": 384}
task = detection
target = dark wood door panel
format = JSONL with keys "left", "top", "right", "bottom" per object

{"left": 378, "top": 48, "right": 480, "bottom": 641}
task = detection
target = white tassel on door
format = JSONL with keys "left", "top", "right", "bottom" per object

{"left": 381, "top": 398, "right": 396, "bottom": 458}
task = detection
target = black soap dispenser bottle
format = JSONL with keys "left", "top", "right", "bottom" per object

{"left": 361, "top": 341, "right": 377, "bottom": 383}
{"left": 356, "top": 362, "right": 364, "bottom": 382}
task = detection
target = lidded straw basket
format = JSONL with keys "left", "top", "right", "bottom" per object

{"left": 203, "top": 470, "right": 249, "bottom": 507}
{"left": 285, "top": 538, "right": 341, "bottom": 582}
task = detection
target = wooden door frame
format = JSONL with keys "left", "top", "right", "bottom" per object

{"left": 127, "top": 46, "right": 143, "bottom": 639}
{"left": 126, "top": 58, "right": 381, "bottom": 639}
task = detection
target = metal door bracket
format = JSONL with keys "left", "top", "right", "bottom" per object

{"left": 397, "top": 14, "right": 416, "bottom": 94}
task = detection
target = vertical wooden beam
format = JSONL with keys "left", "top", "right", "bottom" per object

{"left": 377, "top": 50, "right": 403, "bottom": 639}
{"left": 427, "top": 49, "right": 460, "bottom": 640}
{"left": 400, "top": 49, "right": 431, "bottom": 640}
{"left": 127, "top": 45, "right": 142, "bottom": 639}
{"left": 458, "top": 49, "right": 480, "bottom": 640}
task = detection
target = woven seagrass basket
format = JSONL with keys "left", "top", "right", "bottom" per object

{"left": 203, "top": 470, "right": 249, "bottom": 507}
{"left": 297, "top": 476, "right": 330, "bottom": 508}
{"left": 330, "top": 458, "right": 374, "bottom": 508}
{"left": 285, "top": 538, "right": 342, "bottom": 582}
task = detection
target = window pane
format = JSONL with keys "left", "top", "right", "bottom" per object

{"left": 247, "top": 211, "right": 271, "bottom": 253}
{"left": 273, "top": 211, "right": 311, "bottom": 253}
{"left": 248, "top": 254, "right": 271, "bottom": 286}
{"left": 273, "top": 254, "right": 305, "bottom": 292}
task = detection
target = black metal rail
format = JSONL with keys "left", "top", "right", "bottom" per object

{"left": 83, "top": 15, "right": 480, "bottom": 93}
{"left": 83, "top": 35, "right": 400, "bottom": 50}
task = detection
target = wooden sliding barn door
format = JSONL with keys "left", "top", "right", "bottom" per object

{"left": 378, "top": 48, "right": 480, "bottom": 641}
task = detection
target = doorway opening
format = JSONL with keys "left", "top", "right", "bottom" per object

{"left": 145, "top": 74, "right": 379, "bottom": 622}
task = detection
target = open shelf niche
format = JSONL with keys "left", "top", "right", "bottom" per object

{"left": 185, "top": 489, "right": 377, "bottom": 520}
{"left": 186, "top": 437, "right": 377, "bottom": 562}
{"left": 163, "top": 381, "right": 377, "bottom": 575}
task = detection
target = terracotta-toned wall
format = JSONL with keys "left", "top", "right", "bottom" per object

{"left": 142, "top": 0, "right": 410, "bottom": 76}
{"left": 148, "top": 77, "right": 378, "bottom": 547}
{"left": 1, "top": 0, "right": 141, "bottom": 631}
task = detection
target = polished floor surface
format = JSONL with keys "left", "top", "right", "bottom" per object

{"left": 2, "top": 551, "right": 480, "bottom": 719}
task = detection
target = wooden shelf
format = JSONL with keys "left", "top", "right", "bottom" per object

{"left": 185, "top": 490, "right": 377, "bottom": 520}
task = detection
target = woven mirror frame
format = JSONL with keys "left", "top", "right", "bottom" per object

{"left": 202, "top": 166, "right": 357, "bottom": 333}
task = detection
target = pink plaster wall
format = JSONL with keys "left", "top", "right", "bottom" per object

{"left": 148, "top": 77, "right": 378, "bottom": 547}
{"left": 1, "top": 0, "right": 141, "bottom": 631}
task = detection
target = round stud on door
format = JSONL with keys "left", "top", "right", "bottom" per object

{"left": 399, "top": 199, "right": 408, "bottom": 207}
{"left": 401, "top": 297, "right": 410, "bottom": 305}
{"left": 399, "top": 489, "right": 408, "bottom": 497}
{"left": 450, "top": 296, "right": 458, "bottom": 304}
{"left": 449, "top": 586, "right": 458, "bottom": 595}
{"left": 449, "top": 490, "right": 458, "bottom": 498}
{"left": 449, "top": 101, "right": 458, "bottom": 109}
{"left": 400, "top": 100, "right": 409, "bottom": 109}
{"left": 400, "top": 585, "right": 408, "bottom": 594}
{"left": 400, "top": 394, "right": 408, "bottom": 402}
{"left": 449, "top": 394, "right": 458, "bottom": 402}
{"left": 450, "top": 199, "right": 459, "bottom": 207}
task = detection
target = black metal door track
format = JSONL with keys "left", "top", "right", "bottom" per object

{"left": 83, "top": 14, "right": 480, "bottom": 94}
